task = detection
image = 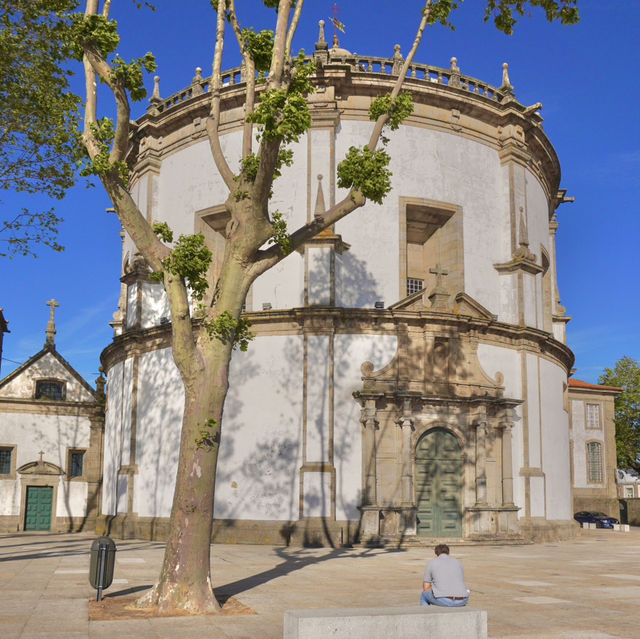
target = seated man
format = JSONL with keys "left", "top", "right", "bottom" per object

{"left": 420, "top": 543, "right": 470, "bottom": 607}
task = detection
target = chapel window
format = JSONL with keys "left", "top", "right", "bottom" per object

{"left": 586, "top": 441, "right": 603, "bottom": 483}
{"left": 407, "top": 278, "right": 424, "bottom": 296}
{"left": 35, "top": 380, "right": 65, "bottom": 401}
{"left": 69, "top": 451, "right": 85, "bottom": 478}
{"left": 586, "top": 403, "right": 601, "bottom": 429}
{"left": 0, "top": 447, "right": 13, "bottom": 475}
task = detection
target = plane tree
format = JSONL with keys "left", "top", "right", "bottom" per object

{"left": 72, "top": 0, "right": 579, "bottom": 614}
{"left": 0, "top": 0, "right": 80, "bottom": 257}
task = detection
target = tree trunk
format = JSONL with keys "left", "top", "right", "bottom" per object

{"left": 137, "top": 342, "right": 230, "bottom": 613}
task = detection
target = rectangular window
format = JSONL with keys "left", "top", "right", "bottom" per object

{"left": 587, "top": 442, "right": 603, "bottom": 483}
{"left": 586, "top": 403, "right": 601, "bottom": 429}
{"left": 624, "top": 486, "right": 634, "bottom": 498}
{"left": 407, "top": 278, "right": 424, "bottom": 296}
{"left": 35, "top": 380, "right": 64, "bottom": 401}
{"left": 69, "top": 451, "right": 84, "bottom": 478}
{"left": 0, "top": 448, "right": 12, "bottom": 475}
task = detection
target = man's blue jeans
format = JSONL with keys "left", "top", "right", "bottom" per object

{"left": 420, "top": 590, "right": 469, "bottom": 607}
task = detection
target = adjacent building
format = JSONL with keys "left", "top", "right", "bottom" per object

{"left": 567, "top": 378, "right": 620, "bottom": 517}
{"left": 0, "top": 303, "right": 105, "bottom": 533}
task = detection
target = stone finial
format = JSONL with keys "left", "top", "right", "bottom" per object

{"left": 150, "top": 76, "right": 161, "bottom": 103}
{"left": 333, "top": 33, "right": 340, "bottom": 49}
{"left": 192, "top": 67, "right": 204, "bottom": 96}
{"left": 392, "top": 44, "right": 404, "bottom": 75}
{"left": 96, "top": 367, "right": 106, "bottom": 399}
{"left": 500, "top": 62, "right": 517, "bottom": 103}
{"left": 314, "top": 174, "right": 326, "bottom": 218}
{"left": 148, "top": 76, "right": 161, "bottom": 115}
{"left": 501, "top": 62, "right": 513, "bottom": 90}
{"left": 513, "top": 210, "right": 536, "bottom": 261}
{"left": 316, "top": 20, "right": 328, "bottom": 50}
{"left": 45, "top": 299, "right": 59, "bottom": 347}
{"left": 449, "top": 57, "right": 461, "bottom": 88}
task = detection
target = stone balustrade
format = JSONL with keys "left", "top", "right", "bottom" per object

{"left": 147, "top": 53, "right": 511, "bottom": 116}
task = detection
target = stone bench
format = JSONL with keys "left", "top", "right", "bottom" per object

{"left": 283, "top": 605, "right": 487, "bottom": 639}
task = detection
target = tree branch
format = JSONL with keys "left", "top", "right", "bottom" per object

{"left": 164, "top": 270, "right": 202, "bottom": 379}
{"left": 367, "top": 0, "right": 432, "bottom": 150}
{"left": 268, "top": 0, "right": 292, "bottom": 88}
{"left": 207, "top": 0, "right": 236, "bottom": 190}
{"left": 228, "top": 0, "right": 255, "bottom": 159}
{"left": 285, "top": 0, "right": 304, "bottom": 61}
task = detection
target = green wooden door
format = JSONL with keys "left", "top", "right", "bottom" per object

{"left": 415, "top": 429, "right": 462, "bottom": 537}
{"left": 24, "top": 486, "right": 53, "bottom": 531}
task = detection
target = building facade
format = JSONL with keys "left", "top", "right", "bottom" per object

{"left": 0, "top": 304, "right": 104, "bottom": 533}
{"left": 100, "top": 33, "right": 579, "bottom": 544}
{"left": 567, "top": 378, "right": 620, "bottom": 517}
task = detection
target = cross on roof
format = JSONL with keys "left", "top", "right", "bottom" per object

{"left": 329, "top": 2, "right": 345, "bottom": 40}
{"left": 429, "top": 264, "right": 449, "bottom": 289}
{"left": 45, "top": 298, "right": 59, "bottom": 346}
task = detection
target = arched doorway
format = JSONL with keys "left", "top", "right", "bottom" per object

{"left": 415, "top": 428, "right": 462, "bottom": 537}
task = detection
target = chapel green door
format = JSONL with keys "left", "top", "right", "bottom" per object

{"left": 415, "top": 429, "right": 462, "bottom": 538}
{"left": 24, "top": 486, "right": 53, "bottom": 531}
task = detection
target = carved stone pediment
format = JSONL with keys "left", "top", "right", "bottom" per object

{"left": 18, "top": 460, "right": 64, "bottom": 476}
{"left": 388, "top": 289, "right": 424, "bottom": 311}
{"left": 390, "top": 290, "right": 497, "bottom": 321}
{"left": 452, "top": 293, "right": 497, "bottom": 321}
{"left": 358, "top": 322, "right": 505, "bottom": 401}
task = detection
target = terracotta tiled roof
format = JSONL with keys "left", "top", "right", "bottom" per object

{"left": 568, "top": 378, "right": 622, "bottom": 392}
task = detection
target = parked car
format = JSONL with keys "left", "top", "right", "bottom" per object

{"left": 574, "top": 511, "right": 619, "bottom": 528}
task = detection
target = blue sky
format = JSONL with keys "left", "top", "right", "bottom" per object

{"left": 1, "top": 0, "right": 638, "bottom": 385}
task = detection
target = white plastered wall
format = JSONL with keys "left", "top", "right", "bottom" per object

{"left": 215, "top": 335, "right": 304, "bottom": 521}
{"left": 335, "top": 122, "right": 505, "bottom": 311}
{"left": 134, "top": 348, "right": 184, "bottom": 518}
{"left": 539, "top": 358, "right": 571, "bottom": 520}
{"left": 102, "top": 358, "right": 133, "bottom": 515}
{"left": 0, "top": 412, "right": 91, "bottom": 518}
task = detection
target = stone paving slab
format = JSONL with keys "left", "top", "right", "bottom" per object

{"left": 0, "top": 528, "right": 638, "bottom": 638}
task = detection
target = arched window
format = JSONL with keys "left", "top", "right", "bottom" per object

{"left": 586, "top": 441, "right": 602, "bottom": 483}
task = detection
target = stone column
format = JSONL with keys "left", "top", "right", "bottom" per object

{"left": 396, "top": 398, "right": 414, "bottom": 506}
{"left": 499, "top": 420, "right": 515, "bottom": 506}
{"left": 360, "top": 399, "right": 378, "bottom": 506}
{"left": 473, "top": 409, "right": 488, "bottom": 506}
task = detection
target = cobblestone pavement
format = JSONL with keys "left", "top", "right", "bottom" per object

{"left": 0, "top": 528, "right": 637, "bottom": 638}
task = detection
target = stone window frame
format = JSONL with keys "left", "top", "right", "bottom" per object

{"left": 0, "top": 444, "right": 17, "bottom": 479}
{"left": 623, "top": 485, "right": 634, "bottom": 498}
{"left": 67, "top": 448, "right": 86, "bottom": 481}
{"left": 34, "top": 378, "right": 66, "bottom": 401}
{"left": 585, "top": 440, "right": 603, "bottom": 484}
{"left": 398, "top": 196, "right": 464, "bottom": 302}
{"left": 585, "top": 402, "right": 601, "bottom": 430}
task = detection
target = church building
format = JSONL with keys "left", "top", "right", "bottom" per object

{"left": 100, "top": 28, "right": 583, "bottom": 545}
{"left": 0, "top": 303, "right": 105, "bottom": 533}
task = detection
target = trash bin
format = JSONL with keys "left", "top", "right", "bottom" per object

{"left": 89, "top": 536, "right": 116, "bottom": 601}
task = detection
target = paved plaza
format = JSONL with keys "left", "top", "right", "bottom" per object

{"left": 0, "top": 528, "right": 637, "bottom": 638}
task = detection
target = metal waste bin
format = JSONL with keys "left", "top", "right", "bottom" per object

{"left": 89, "top": 536, "right": 116, "bottom": 601}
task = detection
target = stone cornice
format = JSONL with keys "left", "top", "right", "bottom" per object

{"left": 100, "top": 306, "right": 574, "bottom": 375}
